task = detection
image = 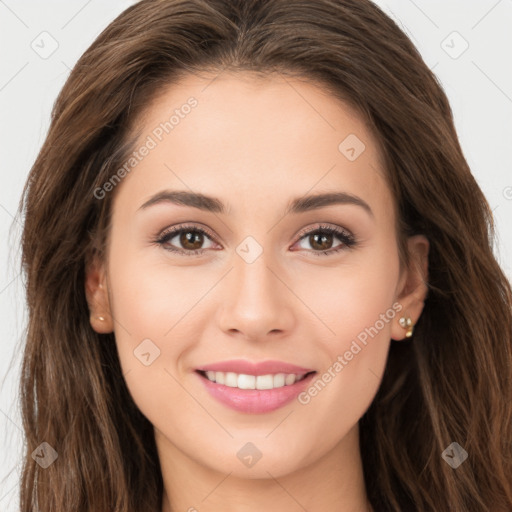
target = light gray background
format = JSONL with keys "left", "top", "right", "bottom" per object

{"left": 1, "top": 1, "right": 511, "bottom": 509}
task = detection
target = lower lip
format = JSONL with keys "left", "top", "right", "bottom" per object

{"left": 197, "top": 372, "right": 316, "bottom": 414}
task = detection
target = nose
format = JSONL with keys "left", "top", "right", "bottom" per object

{"left": 216, "top": 250, "right": 296, "bottom": 341}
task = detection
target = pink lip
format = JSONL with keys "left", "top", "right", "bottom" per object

{"left": 196, "top": 359, "right": 314, "bottom": 376}
{"left": 195, "top": 359, "right": 316, "bottom": 414}
{"left": 197, "top": 372, "right": 316, "bottom": 414}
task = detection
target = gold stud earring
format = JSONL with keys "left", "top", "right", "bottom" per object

{"left": 398, "top": 316, "right": 414, "bottom": 338}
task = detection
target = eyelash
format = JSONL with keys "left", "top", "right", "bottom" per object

{"left": 154, "top": 223, "right": 357, "bottom": 257}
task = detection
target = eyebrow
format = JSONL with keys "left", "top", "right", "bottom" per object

{"left": 138, "top": 190, "right": 373, "bottom": 218}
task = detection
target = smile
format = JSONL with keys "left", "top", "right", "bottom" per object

{"left": 200, "top": 370, "right": 310, "bottom": 390}
{"left": 195, "top": 359, "right": 317, "bottom": 414}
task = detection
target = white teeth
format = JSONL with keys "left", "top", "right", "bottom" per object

{"left": 238, "top": 374, "right": 256, "bottom": 389}
{"left": 225, "top": 372, "right": 238, "bottom": 387}
{"left": 256, "top": 374, "right": 274, "bottom": 390}
{"left": 273, "top": 373, "right": 286, "bottom": 387}
{"left": 285, "top": 373, "right": 296, "bottom": 386}
{"left": 203, "top": 370, "right": 308, "bottom": 389}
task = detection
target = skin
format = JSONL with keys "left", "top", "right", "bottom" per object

{"left": 86, "top": 72, "right": 429, "bottom": 512}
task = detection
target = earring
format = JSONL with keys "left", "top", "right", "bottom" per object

{"left": 398, "top": 316, "right": 414, "bottom": 338}
{"left": 97, "top": 316, "right": 105, "bottom": 321}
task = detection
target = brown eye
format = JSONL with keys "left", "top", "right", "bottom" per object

{"left": 179, "top": 230, "right": 205, "bottom": 250}
{"left": 294, "top": 224, "right": 356, "bottom": 256}
{"left": 156, "top": 225, "right": 217, "bottom": 255}
{"left": 308, "top": 232, "right": 336, "bottom": 251}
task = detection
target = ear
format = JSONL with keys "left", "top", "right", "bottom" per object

{"left": 391, "top": 234, "right": 429, "bottom": 341}
{"left": 84, "top": 254, "right": 114, "bottom": 333}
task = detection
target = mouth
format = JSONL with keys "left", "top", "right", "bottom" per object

{"left": 195, "top": 362, "right": 317, "bottom": 414}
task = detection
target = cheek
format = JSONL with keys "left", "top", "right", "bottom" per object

{"left": 300, "top": 239, "right": 400, "bottom": 345}
{"left": 105, "top": 238, "right": 209, "bottom": 390}
{"left": 108, "top": 246, "right": 212, "bottom": 339}
{"left": 106, "top": 253, "right": 203, "bottom": 433}
{"left": 294, "top": 243, "right": 400, "bottom": 410}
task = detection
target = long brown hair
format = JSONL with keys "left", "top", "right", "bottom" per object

{"left": 18, "top": 0, "right": 512, "bottom": 510}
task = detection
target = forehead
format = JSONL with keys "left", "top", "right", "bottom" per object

{"left": 114, "top": 71, "right": 393, "bottom": 220}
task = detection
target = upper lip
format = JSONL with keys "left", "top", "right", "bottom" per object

{"left": 196, "top": 359, "right": 315, "bottom": 376}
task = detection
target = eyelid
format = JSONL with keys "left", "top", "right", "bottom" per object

{"left": 294, "top": 222, "right": 353, "bottom": 242}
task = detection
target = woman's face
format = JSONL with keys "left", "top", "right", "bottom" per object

{"left": 87, "top": 72, "right": 428, "bottom": 479}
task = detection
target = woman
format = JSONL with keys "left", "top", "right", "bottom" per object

{"left": 18, "top": 0, "right": 512, "bottom": 510}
